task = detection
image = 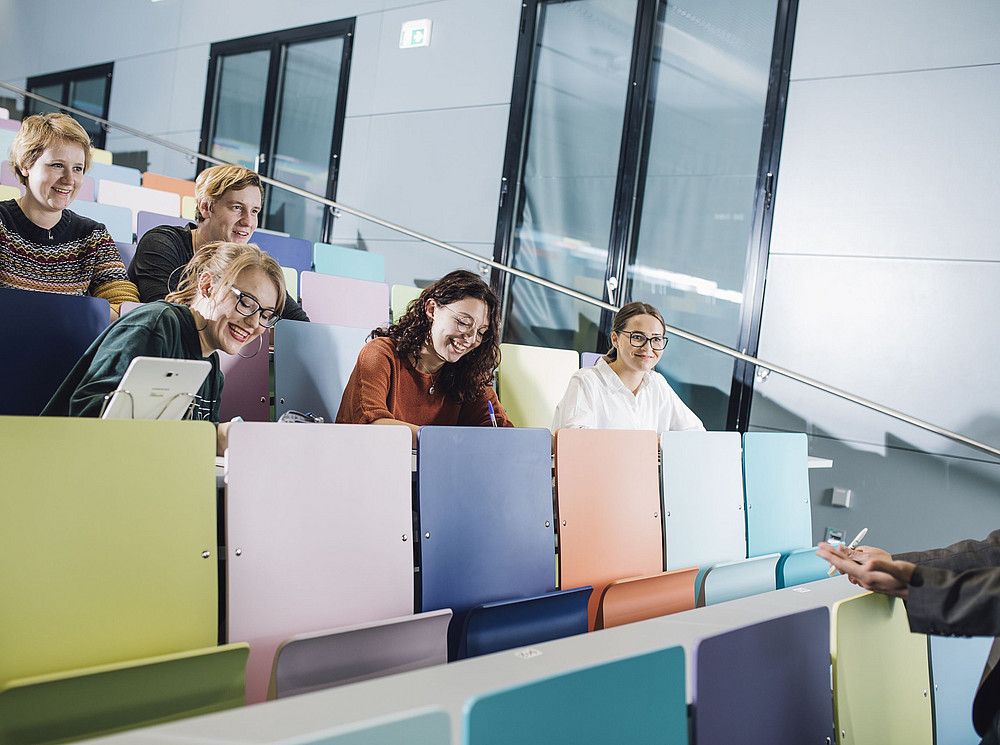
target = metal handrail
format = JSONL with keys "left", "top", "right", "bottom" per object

{"left": 4, "top": 80, "right": 999, "bottom": 460}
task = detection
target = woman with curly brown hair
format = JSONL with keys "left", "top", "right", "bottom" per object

{"left": 336, "top": 269, "right": 513, "bottom": 444}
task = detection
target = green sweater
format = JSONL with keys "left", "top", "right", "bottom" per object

{"left": 42, "top": 300, "right": 224, "bottom": 421}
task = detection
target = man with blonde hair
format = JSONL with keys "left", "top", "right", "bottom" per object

{"left": 129, "top": 164, "right": 307, "bottom": 320}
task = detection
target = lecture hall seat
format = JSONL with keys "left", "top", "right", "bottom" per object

{"left": 418, "top": 426, "right": 590, "bottom": 660}
{"left": 225, "top": 422, "right": 414, "bottom": 704}
{"left": 554, "top": 428, "right": 667, "bottom": 630}
{"left": 0, "top": 417, "right": 245, "bottom": 742}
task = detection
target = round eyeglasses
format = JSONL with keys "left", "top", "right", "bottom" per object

{"left": 619, "top": 331, "right": 668, "bottom": 351}
{"left": 438, "top": 303, "right": 489, "bottom": 341}
{"left": 228, "top": 286, "right": 280, "bottom": 329}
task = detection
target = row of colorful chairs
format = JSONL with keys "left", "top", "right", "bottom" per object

{"left": 1, "top": 411, "right": 983, "bottom": 744}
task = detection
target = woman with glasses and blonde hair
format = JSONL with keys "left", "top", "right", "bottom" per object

{"left": 551, "top": 301, "right": 704, "bottom": 432}
{"left": 337, "top": 269, "right": 512, "bottom": 445}
{"left": 1, "top": 113, "right": 139, "bottom": 317}
{"left": 43, "top": 241, "right": 284, "bottom": 452}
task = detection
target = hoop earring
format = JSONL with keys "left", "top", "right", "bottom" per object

{"left": 238, "top": 334, "right": 265, "bottom": 359}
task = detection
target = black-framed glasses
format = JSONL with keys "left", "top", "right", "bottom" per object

{"left": 228, "top": 286, "right": 280, "bottom": 328}
{"left": 620, "top": 331, "right": 668, "bottom": 351}
{"left": 438, "top": 303, "right": 489, "bottom": 341}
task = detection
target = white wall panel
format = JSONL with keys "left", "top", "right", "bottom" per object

{"left": 772, "top": 65, "right": 1000, "bottom": 261}
{"left": 333, "top": 104, "right": 509, "bottom": 245}
{"left": 754, "top": 254, "right": 1000, "bottom": 457}
{"left": 792, "top": 0, "right": 1000, "bottom": 79}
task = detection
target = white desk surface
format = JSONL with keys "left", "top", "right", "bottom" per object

{"left": 88, "top": 576, "right": 862, "bottom": 745}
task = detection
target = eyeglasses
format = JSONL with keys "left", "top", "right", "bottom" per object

{"left": 619, "top": 331, "right": 668, "bottom": 351}
{"left": 228, "top": 286, "right": 280, "bottom": 328}
{"left": 438, "top": 303, "right": 489, "bottom": 341}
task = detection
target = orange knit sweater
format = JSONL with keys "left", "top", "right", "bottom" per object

{"left": 336, "top": 336, "right": 513, "bottom": 428}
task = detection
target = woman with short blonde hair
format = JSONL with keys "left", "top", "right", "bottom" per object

{"left": 1, "top": 113, "right": 138, "bottom": 314}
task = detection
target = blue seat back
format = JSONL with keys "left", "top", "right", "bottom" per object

{"left": 0, "top": 288, "right": 109, "bottom": 415}
{"left": 251, "top": 232, "right": 313, "bottom": 276}
{"left": 743, "top": 432, "right": 813, "bottom": 556}
{"left": 701, "top": 554, "right": 780, "bottom": 606}
{"left": 464, "top": 646, "right": 686, "bottom": 744}
{"left": 417, "top": 427, "right": 556, "bottom": 659}
{"left": 273, "top": 321, "right": 371, "bottom": 422}
{"left": 693, "top": 607, "right": 832, "bottom": 744}
{"left": 462, "top": 587, "right": 592, "bottom": 658}
{"left": 70, "top": 200, "right": 134, "bottom": 243}
{"left": 136, "top": 210, "right": 188, "bottom": 242}
{"left": 929, "top": 635, "right": 994, "bottom": 745}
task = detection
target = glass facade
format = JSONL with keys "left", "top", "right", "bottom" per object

{"left": 499, "top": 0, "right": 784, "bottom": 429}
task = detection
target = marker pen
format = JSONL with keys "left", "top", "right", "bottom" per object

{"left": 828, "top": 527, "right": 869, "bottom": 577}
{"left": 487, "top": 400, "right": 498, "bottom": 427}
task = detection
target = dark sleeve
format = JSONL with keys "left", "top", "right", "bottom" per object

{"left": 905, "top": 564, "right": 1000, "bottom": 637}
{"left": 457, "top": 386, "right": 515, "bottom": 428}
{"left": 130, "top": 228, "right": 191, "bottom": 302}
{"left": 895, "top": 530, "right": 1000, "bottom": 571}
{"left": 60, "top": 319, "right": 177, "bottom": 418}
{"left": 281, "top": 291, "right": 309, "bottom": 321}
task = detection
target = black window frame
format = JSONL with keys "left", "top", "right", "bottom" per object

{"left": 492, "top": 0, "right": 799, "bottom": 433}
{"left": 199, "top": 18, "right": 355, "bottom": 242}
{"left": 26, "top": 62, "right": 114, "bottom": 149}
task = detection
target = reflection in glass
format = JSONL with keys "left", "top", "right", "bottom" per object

{"left": 267, "top": 37, "right": 344, "bottom": 242}
{"left": 505, "top": 0, "right": 638, "bottom": 351}
{"left": 630, "top": 1, "right": 777, "bottom": 429}
{"left": 209, "top": 50, "right": 269, "bottom": 170}
{"left": 69, "top": 76, "right": 108, "bottom": 143}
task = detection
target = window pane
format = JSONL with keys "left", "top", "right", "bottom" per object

{"left": 68, "top": 75, "right": 108, "bottom": 143}
{"left": 266, "top": 36, "right": 344, "bottom": 242}
{"left": 505, "top": 0, "right": 637, "bottom": 350}
{"left": 629, "top": 1, "right": 778, "bottom": 428}
{"left": 26, "top": 83, "right": 62, "bottom": 117}
{"left": 210, "top": 50, "right": 270, "bottom": 169}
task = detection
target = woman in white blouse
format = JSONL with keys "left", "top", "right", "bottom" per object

{"left": 551, "top": 302, "right": 705, "bottom": 432}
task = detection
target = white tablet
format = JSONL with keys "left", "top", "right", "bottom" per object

{"left": 101, "top": 356, "right": 212, "bottom": 420}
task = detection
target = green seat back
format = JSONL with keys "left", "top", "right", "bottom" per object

{"left": 832, "top": 592, "right": 932, "bottom": 744}
{"left": 0, "top": 417, "right": 218, "bottom": 686}
{"left": 0, "top": 644, "right": 248, "bottom": 745}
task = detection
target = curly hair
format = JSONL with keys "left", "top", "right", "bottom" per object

{"left": 373, "top": 270, "right": 501, "bottom": 403}
{"left": 605, "top": 301, "right": 666, "bottom": 362}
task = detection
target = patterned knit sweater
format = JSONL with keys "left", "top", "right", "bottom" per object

{"left": 0, "top": 199, "right": 139, "bottom": 310}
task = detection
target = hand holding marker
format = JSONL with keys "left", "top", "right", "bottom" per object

{"left": 828, "top": 527, "right": 869, "bottom": 577}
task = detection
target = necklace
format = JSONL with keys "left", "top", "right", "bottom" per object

{"left": 412, "top": 354, "right": 440, "bottom": 395}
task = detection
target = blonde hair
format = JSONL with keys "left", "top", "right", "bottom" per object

{"left": 166, "top": 241, "right": 285, "bottom": 314}
{"left": 9, "top": 113, "right": 93, "bottom": 186}
{"left": 194, "top": 165, "right": 264, "bottom": 224}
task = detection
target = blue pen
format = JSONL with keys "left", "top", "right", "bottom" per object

{"left": 487, "top": 400, "right": 498, "bottom": 427}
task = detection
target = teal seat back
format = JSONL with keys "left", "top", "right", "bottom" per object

{"left": 743, "top": 432, "right": 813, "bottom": 556}
{"left": 464, "top": 647, "right": 686, "bottom": 744}
{"left": 777, "top": 546, "right": 832, "bottom": 588}
{"left": 314, "top": 242, "right": 385, "bottom": 282}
